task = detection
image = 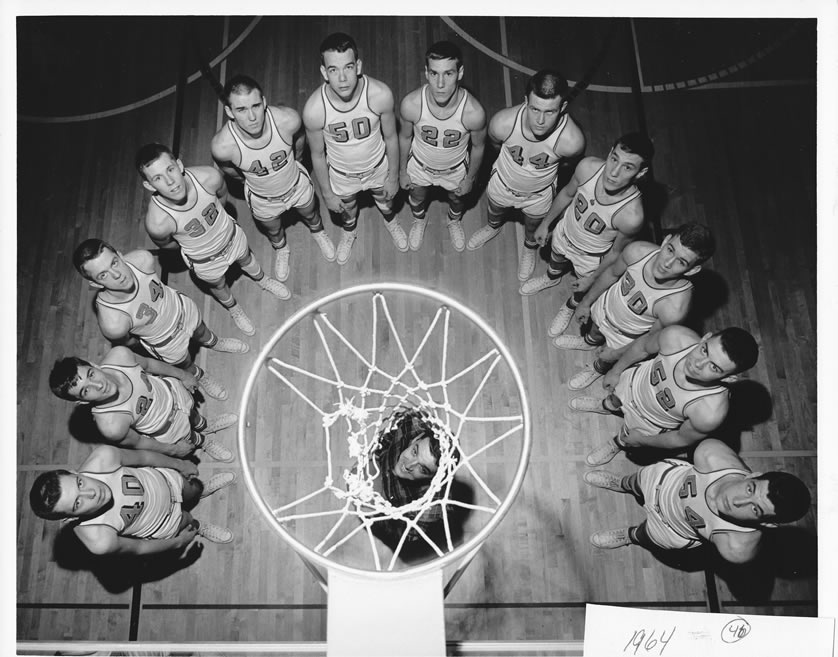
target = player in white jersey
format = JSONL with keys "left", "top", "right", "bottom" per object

{"left": 30, "top": 445, "right": 238, "bottom": 555}
{"left": 570, "top": 325, "right": 759, "bottom": 466}
{"left": 398, "top": 41, "right": 487, "bottom": 252}
{"left": 583, "top": 439, "right": 811, "bottom": 562}
{"left": 73, "top": 239, "right": 249, "bottom": 401}
{"left": 138, "top": 143, "right": 289, "bottom": 337}
{"left": 466, "top": 69, "right": 585, "bottom": 281}
{"left": 522, "top": 134, "right": 653, "bottom": 327}
{"left": 49, "top": 346, "right": 238, "bottom": 462}
{"left": 558, "top": 224, "right": 715, "bottom": 391}
{"left": 211, "top": 75, "right": 336, "bottom": 282}
{"left": 303, "top": 32, "right": 406, "bottom": 265}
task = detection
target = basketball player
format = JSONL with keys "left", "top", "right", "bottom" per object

{"left": 138, "top": 142, "right": 289, "bottom": 337}
{"left": 522, "top": 133, "right": 652, "bottom": 311}
{"left": 398, "top": 40, "right": 487, "bottom": 251}
{"left": 372, "top": 409, "right": 459, "bottom": 543}
{"left": 302, "top": 32, "right": 406, "bottom": 265}
{"left": 30, "top": 445, "right": 236, "bottom": 554}
{"left": 466, "top": 69, "right": 585, "bottom": 282}
{"left": 211, "top": 75, "right": 336, "bottom": 282}
{"left": 49, "top": 346, "right": 237, "bottom": 462}
{"left": 558, "top": 224, "right": 715, "bottom": 392}
{"left": 73, "top": 238, "right": 249, "bottom": 401}
{"left": 584, "top": 438, "right": 811, "bottom": 562}
{"left": 570, "top": 325, "right": 759, "bottom": 466}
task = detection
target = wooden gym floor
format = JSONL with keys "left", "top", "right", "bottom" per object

{"left": 15, "top": 14, "right": 820, "bottom": 647}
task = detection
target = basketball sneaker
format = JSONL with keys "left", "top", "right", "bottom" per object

{"left": 312, "top": 230, "right": 337, "bottom": 262}
{"left": 201, "top": 439, "right": 234, "bottom": 463}
{"left": 519, "top": 273, "right": 561, "bottom": 296}
{"left": 583, "top": 469, "right": 627, "bottom": 493}
{"left": 569, "top": 396, "right": 613, "bottom": 414}
{"left": 204, "top": 413, "right": 238, "bottom": 434}
{"left": 197, "top": 371, "right": 228, "bottom": 401}
{"left": 273, "top": 245, "right": 291, "bottom": 282}
{"left": 447, "top": 217, "right": 466, "bottom": 252}
{"left": 585, "top": 438, "right": 624, "bottom": 466}
{"left": 408, "top": 218, "right": 428, "bottom": 251}
{"left": 200, "top": 471, "right": 237, "bottom": 498}
{"left": 590, "top": 527, "right": 632, "bottom": 549}
{"left": 211, "top": 337, "right": 250, "bottom": 354}
{"left": 552, "top": 335, "right": 595, "bottom": 351}
{"left": 517, "top": 247, "right": 538, "bottom": 281}
{"left": 384, "top": 219, "right": 409, "bottom": 252}
{"left": 258, "top": 276, "right": 291, "bottom": 300}
{"left": 568, "top": 364, "right": 604, "bottom": 390}
{"left": 197, "top": 522, "right": 234, "bottom": 544}
{"left": 336, "top": 230, "right": 357, "bottom": 265}
{"left": 547, "top": 305, "right": 576, "bottom": 337}
{"left": 466, "top": 224, "right": 501, "bottom": 251}
{"left": 229, "top": 305, "right": 255, "bottom": 336}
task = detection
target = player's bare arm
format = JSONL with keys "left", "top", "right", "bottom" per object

{"left": 487, "top": 106, "right": 516, "bottom": 149}
{"left": 710, "top": 529, "right": 762, "bottom": 564}
{"left": 602, "top": 322, "right": 673, "bottom": 391}
{"left": 131, "top": 352, "right": 199, "bottom": 391}
{"left": 210, "top": 130, "right": 244, "bottom": 180}
{"left": 369, "top": 78, "right": 399, "bottom": 199}
{"left": 554, "top": 117, "right": 586, "bottom": 161}
{"left": 303, "top": 90, "right": 343, "bottom": 213}
{"left": 144, "top": 204, "right": 179, "bottom": 251}
{"left": 576, "top": 203, "right": 644, "bottom": 293}
{"left": 272, "top": 106, "right": 304, "bottom": 161}
{"left": 76, "top": 521, "right": 198, "bottom": 557}
{"left": 456, "top": 96, "right": 488, "bottom": 196}
{"left": 117, "top": 446, "right": 199, "bottom": 479}
{"left": 398, "top": 89, "right": 422, "bottom": 189}
{"left": 693, "top": 438, "right": 749, "bottom": 471}
{"left": 575, "top": 243, "right": 642, "bottom": 326}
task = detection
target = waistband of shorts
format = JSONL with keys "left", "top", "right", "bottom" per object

{"left": 188, "top": 225, "right": 239, "bottom": 264}
{"left": 410, "top": 152, "right": 466, "bottom": 175}
{"left": 494, "top": 170, "right": 553, "bottom": 198}
{"left": 329, "top": 152, "right": 386, "bottom": 179}
{"left": 143, "top": 293, "right": 186, "bottom": 349}
{"left": 600, "top": 308, "right": 647, "bottom": 340}
{"left": 246, "top": 170, "right": 302, "bottom": 202}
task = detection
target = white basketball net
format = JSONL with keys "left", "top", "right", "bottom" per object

{"left": 257, "top": 290, "right": 525, "bottom": 571}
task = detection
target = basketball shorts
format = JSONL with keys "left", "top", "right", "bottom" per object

{"left": 591, "top": 298, "right": 640, "bottom": 350}
{"left": 186, "top": 223, "right": 250, "bottom": 283}
{"left": 147, "top": 467, "right": 185, "bottom": 540}
{"left": 406, "top": 153, "right": 467, "bottom": 192}
{"left": 145, "top": 377, "right": 195, "bottom": 445}
{"left": 141, "top": 293, "right": 201, "bottom": 366}
{"left": 638, "top": 461, "right": 701, "bottom": 550}
{"left": 486, "top": 169, "right": 554, "bottom": 218}
{"left": 550, "top": 219, "right": 603, "bottom": 278}
{"left": 327, "top": 155, "right": 389, "bottom": 198}
{"left": 245, "top": 162, "right": 316, "bottom": 222}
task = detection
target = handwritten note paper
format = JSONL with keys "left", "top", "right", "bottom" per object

{"left": 583, "top": 604, "right": 834, "bottom": 656}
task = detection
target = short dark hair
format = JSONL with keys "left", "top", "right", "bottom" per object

{"left": 49, "top": 357, "right": 90, "bottom": 401}
{"left": 672, "top": 223, "right": 716, "bottom": 263}
{"left": 222, "top": 74, "right": 263, "bottom": 105}
{"left": 320, "top": 32, "right": 359, "bottom": 63}
{"left": 72, "top": 238, "right": 115, "bottom": 277}
{"left": 754, "top": 472, "right": 811, "bottom": 523}
{"left": 716, "top": 327, "right": 759, "bottom": 374}
{"left": 135, "top": 143, "right": 175, "bottom": 178}
{"left": 526, "top": 69, "right": 569, "bottom": 100}
{"left": 425, "top": 40, "right": 463, "bottom": 69}
{"left": 30, "top": 470, "right": 72, "bottom": 520}
{"left": 613, "top": 132, "right": 655, "bottom": 167}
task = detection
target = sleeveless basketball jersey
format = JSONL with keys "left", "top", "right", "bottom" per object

{"left": 95, "top": 261, "right": 184, "bottom": 347}
{"left": 562, "top": 164, "right": 641, "bottom": 255}
{"left": 494, "top": 104, "right": 567, "bottom": 194}
{"left": 78, "top": 466, "right": 177, "bottom": 539}
{"left": 228, "top": 108, "right": 299, "bottom": 197}
{"left": 151, "top": 170, "right": 235, "bottom": 261}
{"left": 594, "top": 248, "right": 693, "bottom": 338}
{"left": 629, "top": 343, "right": 728, "bottom": 430}
{"left": 409, "top": 85, "right": 471, "bottom": 170}
{"left": 92, "top": 363, "right": 179, "bottom": 437}
{"left": 321, "top": 77, "right": 385, "bottom": 172}
{"left": 652, "top": 460, "right": 758, "bottom": 544}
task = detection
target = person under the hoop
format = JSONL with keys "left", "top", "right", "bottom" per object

{"left": 371, "top": 409, "right": 460, "bottom": 546}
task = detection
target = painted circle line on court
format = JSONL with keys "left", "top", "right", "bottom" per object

{"left": 18, "top": 17, "right": 262, "bottom": 125}
{"left": 441, "top": 16, "right": 807, "bottom": 94}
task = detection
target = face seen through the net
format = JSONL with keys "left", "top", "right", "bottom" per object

{"left": 395, "top": 436, "right": 438, "bottom": 481}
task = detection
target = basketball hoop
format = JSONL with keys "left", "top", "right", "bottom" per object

{"left": 237, "top": 282, "right": 531, "bottom": 585}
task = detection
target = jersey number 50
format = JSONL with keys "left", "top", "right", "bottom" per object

{"left": 329, "top": 117, "right": 372, "bottom": 142}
